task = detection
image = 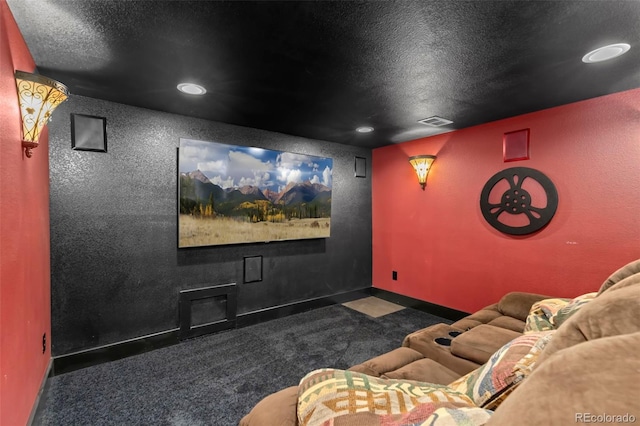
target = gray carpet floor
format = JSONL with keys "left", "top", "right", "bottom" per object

{"left": 34, "top": 304, "right": 451, "bottom": 426}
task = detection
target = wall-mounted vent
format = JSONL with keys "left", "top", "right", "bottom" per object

{"left": 418, "top": 116, "right": 453, "bottom": 127}
{"left": 179, "top": 283, "right": 237, "bottom": 340}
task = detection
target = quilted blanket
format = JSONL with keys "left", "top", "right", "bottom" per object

{"left": 297, "top": 369, "right": 492, "bottom": 426}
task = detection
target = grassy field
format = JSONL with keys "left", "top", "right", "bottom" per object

{"left": 179, "top": 215, "right": 330, "bottom": 247}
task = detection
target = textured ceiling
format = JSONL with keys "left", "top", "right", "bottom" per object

{"left": 7, "top": 0, "right": 640, "bottom": 149}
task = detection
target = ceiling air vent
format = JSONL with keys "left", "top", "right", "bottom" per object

{"left": 418, "top": 116, "right": 453, "bottom": 127}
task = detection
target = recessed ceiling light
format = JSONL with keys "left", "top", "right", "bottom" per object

{"left": 356, "top": 126, "right": 374, "bottom": 133}
{"left": 177, "top": 83, "right": 207, "bottom": 95}
{"left": 582, "top": 43, "right": 630, "bottom": 63}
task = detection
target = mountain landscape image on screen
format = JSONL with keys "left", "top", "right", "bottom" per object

{"left": 178, "top": 139, "right": 332, "bottom": 247}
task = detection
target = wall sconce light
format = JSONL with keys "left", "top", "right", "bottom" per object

{"left": 15, "top": 70, "right": 69, "bottom": 158}
{"left": 409, "top": 155, "right": 437, "bottom": 190}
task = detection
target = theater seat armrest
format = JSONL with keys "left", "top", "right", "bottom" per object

{"left": 383, "top": 358, "right": 461, "bottom": 385}
{"left": 450, "top": 324, "right": 521, "bottom": 364}
{"left": 239, "top": 386, "right": 299, "bottom": 426}
{"left": 348, "top": 347, "right": 424, "bottom": 377}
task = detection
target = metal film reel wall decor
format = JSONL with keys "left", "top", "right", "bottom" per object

{"left": 480, "top": 167, "right": 558, "bottom": 235}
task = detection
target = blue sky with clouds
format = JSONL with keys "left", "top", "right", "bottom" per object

{"left": 179, "top": 138, "right": 333, "bottom": 191}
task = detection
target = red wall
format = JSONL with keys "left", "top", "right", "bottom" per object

{"left": 0, "top": 1, "right": 52, "bottom": 424}
{"left": 373, "top": 89, "right": 640, "bottom": 313}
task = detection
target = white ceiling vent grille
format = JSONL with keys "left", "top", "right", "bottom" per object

{"left": 418, "top": 116, "right": 453, "bottom": 127}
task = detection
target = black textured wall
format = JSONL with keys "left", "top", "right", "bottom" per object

{"left": 48, "top": 95, "right": 372, "bottom": 356}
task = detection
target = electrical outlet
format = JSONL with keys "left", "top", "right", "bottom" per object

{"left": 392, "top": 271, "right": 398, "bottom": 280}
{"left": 42, "top": 333, "right": 46, "bottom": 354}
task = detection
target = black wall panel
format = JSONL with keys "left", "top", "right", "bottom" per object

{"left": 47, "top": 95, "right": 372, "bottom": 356}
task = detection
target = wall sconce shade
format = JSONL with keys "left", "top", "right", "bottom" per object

{"left": 409, "top": 155, "right": 436, "bottom": 190}
{"left": 15, "top": 70, "right": 69, "bottom": 158}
